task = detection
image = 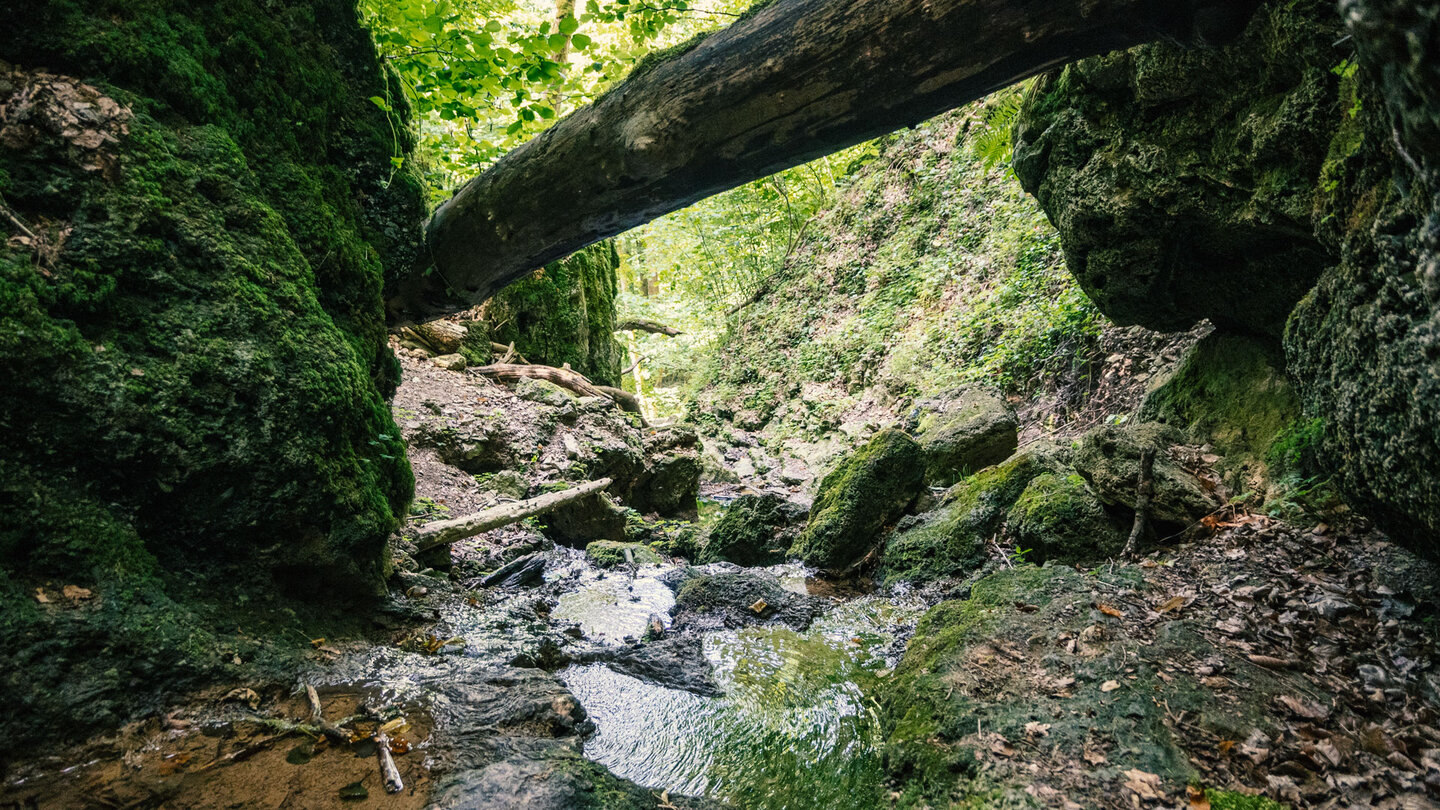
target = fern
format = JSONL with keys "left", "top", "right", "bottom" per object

{"left": 969, "top": 81, "right": 1034, "bottom": 170}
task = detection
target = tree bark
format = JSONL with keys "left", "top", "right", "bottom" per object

{"left": 616, "top": 318, "right": 682, "bottom": 336}
{"left": 411, "top": 477, "right": 613, "bottom": 552}
{"left": 387, "top": 0, "right": 1261, "bottom": 325}
{"left": 470, "top": 362, "right": 608, "bottom": 398}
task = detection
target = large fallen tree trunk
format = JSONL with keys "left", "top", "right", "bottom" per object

{"left": 386, "top": 0, "right": 1261, "bottom": 324}
{"left": 410, "top": 477, "right": 613, "bottom": 552}
{"left": 470, "top": 362, "right": 643, "bottom": 417}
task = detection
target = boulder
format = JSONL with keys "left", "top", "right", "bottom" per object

{"left": 413, "top": 421, "right": 525, "bottom": 474}
{"left": 1071, "top": 423, "right": 1219, "bottom": 528}
{"left": 481, "top": 553, "right": 547, "bottom": 588}
{"left": 515, "top": 377, "right": 572, "bottom": 407}
{"left": 670, "top": 571, "right": 828, "bottom": 632}
{"left": 699, "top": 493, "right": 808, "bottom": 567}
{"left": 791, "top": 428, "right": 925, "bottom": 571}
{"left": 1004, "top": 472, "right": 1124, "bottom": 563}
{"left": 584, "top": 540, "right": 660, "bottom": 568}
{"left": 433, "top": 353, "right": 468, "bottom": 371}
{"left": 629, "top": 425, "right": 703, "bottom": 517}
{"left": 910, "top": 387, "right": 1019, "bottom": 486}
{"left": 879, "top": 445, "right": 1061, "bottom": 585}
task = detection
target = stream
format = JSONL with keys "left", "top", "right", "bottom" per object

{"left": 551, "top": 555, "right": 924, "bottom": 809}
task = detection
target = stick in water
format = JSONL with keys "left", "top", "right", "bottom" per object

{"left": 375, "top": 730, "right": 404, "bottom": 794}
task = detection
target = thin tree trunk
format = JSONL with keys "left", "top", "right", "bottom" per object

{"left": 387, "top": 0, "right": 1260, "bottom": 325}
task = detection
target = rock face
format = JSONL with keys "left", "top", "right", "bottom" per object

{"left": 629, "top": 425, "right": 703, "bottom": 517}
{"left": 791, "top": 427, "right": 925, "bottom": 571}
{"left": 1013, "top": 0, "right": 1440, "bottom": 554}
{"left": 909, "top": 387, "right": 1019, "bottom": 487}
{"left": 1284, "top": 0, "right": 1440, "bottom": 549}
{"left": 477, "top": 241, "right": 628, "bottom": 386}
{"left": 1012, "top": 0, "right": 1344, "bottom": 337}
{"left": 0, "top": 0, "right": 425, "bottom": 753}
{"left": 699, "top": 493, "right": 808, "bottom": 566}
{"left": 1005, "top": 472, "right": 1124, "bottom": 563}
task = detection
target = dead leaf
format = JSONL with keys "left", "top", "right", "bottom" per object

{"left": 1024, "top": 722, "right": 1051, "bottom": 738}
{"left": 749, "top": 598, "right": 769, "bottom": 615}
{"left": 310, "top": 637, "right": 326, "bottom": 648}
{"left": 1123, "top": 768, "right": 1164, "bottom": 800}
{"left": 1276, "top": 695, "right": 1330, "bottom": 720}
{"left": 1101, "top": 680, "right": 1121, "bottom": 693}
{"left": 1201, "top": 676, "right": 1229, "bottom": 689}
{"left": 33, "top": 588, "right": 51, "bottom": 604}
{"left": 1187, "top": 784, "right": 1211, "bottom": 810}
{"left": 1155, "top": 595, "right": 1186, "bottom": 614}
{"left": 1248, "top": 654, "right": 1292, "bottom": 669}
{"left": 223, "top": 687, "right": 261, "bottom": 710}
{"left": 1083, "top": 749, "right": 1108, "bottom": 765}
{"left": 1096, "top": 602, "right": 1124, "bottom": 619}
{"left": 990, "top": 739, "right": 1017, "bottom": 758}
{"left": 62, "top": 584, "right": 93, "bottom": 600}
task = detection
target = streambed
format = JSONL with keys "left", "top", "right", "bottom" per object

{"left": 554, "top": 558, "right": 923, "bottom": 810}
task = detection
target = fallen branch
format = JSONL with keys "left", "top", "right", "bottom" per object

{"left": 621, "top": 355, "right": 644, "bottom": 376}
{"left": 595, "top": 385, "right": 643, "bottom": 419}
{"left": 375, "top": 730, "right": 404, "bottom": 794}
{"left": 489, "top": 341, "right": 529, "bottom": 364}
{"left": 617, "top": 318, "right": 682, "bottom": 336}
{"left": 471, "top": 362, "right": 605, "bottom": 397}
{"left": 411, "top": 477, "right": 613, "bottom": 552}
{"left": 1122, "top": 447, "right": 1156, "bottom": 560}
{"left": 304, "top": 684, "right": 350, "bottom": 744}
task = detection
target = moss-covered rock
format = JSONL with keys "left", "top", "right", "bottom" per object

{"left": 791, "top": 428, "right": 925, "bottom": 571}
{"left": 910, "top": 386, "right": 1019, "bottom": 487}
{"left": 1072, "top": 423, "right": 1219, "bottom": 528}
{"left": 629, "top": 425, "right": 702, "bottom": 517}
{"left": 479, "top": 241, "right": 627, "bottom": 386}
{"left": 1282, "top": 0, "right": 1440, "bottom": 552}
{"left": 1012, "top": 0, "right": 1346, "bottom": 336}
{"left": 0, "top": 0, "right": 425, "bottom": 753}
{"left": 1140, "top": 332, "right": 1300, "bottom": 496}
{"left": 1005, "top": 472, "right": 1124, "bottom": 563}
{"left": 698, "top": 493, "right": 807, "bottom": 566}
{"left": 584, "top": 541, "right": 661, "bottom": 568}
{"left": 879, "top": 446, "right": 1058, "bottom": 586}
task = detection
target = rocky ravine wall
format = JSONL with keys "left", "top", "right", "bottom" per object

{"left": 0, "top": 0, "right": 426, "bottom": 749}
{"left": 1013, "top": 0, "right": 1440, "bottom": 553}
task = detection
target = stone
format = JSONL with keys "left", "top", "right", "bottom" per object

{"left": 879, "top": 445, "right": 1061, "bottom": 585}
{"left": 629, "top": 425, "right": 702, "bottom": 517}
{"left": 791, "top": 427, "right": 925, "bottom": 571}
{"left": 670, "top": 571, "right": 828, "bottom": 632}
{"left": 1071, "top": 423, "right": 1219, "bottom": 528}
{"left": 481, "top": 553, "right": 547, "bottom": 588}
{"left": 910, "top": 386, "right": 1019, "bottom": 486}
{"left": 583, "top": 540, "right": 660, "bottom": 568}
{"left": 515, "top": 377, "right": 572, "bottom": 407}
{"left": 698, "top": 493, "right": 808, "bottom": 567}
{"left": 433, "top": 353, "right": 467, "bottom": 371}
{"left": 1004, "top": 472, "right": 1124, "bottom": 563}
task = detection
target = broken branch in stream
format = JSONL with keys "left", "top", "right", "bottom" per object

{"left": 410, "top": 477, "right": 613, "bottom": 552}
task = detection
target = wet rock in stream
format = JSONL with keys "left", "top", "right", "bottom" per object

{"left": 575, "top": 633, "right": 723, "bottom": 697}
{"left": 669, "top": 570, "right": 831, "bottom": 632}
{"left": 479, "top": 552, "right": 547, "bottom": 588}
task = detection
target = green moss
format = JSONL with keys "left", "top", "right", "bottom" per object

{"left": 584, "top": 540, "right": 661, "bottom": 568}
{"left": 0, "top": 0, "right": 426, "bottom": 755}
{"left": 481, "top": 241, "right": 627, "bottom": 385}
{"left": 1206, "top": 790, "right": 1289, "bottom": 810}
{"left": 879, "top": 448, "right": 1054, "bottom": 585}
{"left": 1005, "top": 472, "right": 1123, "bottom": 563}
{"left": 791, "top": 428, "right": 924, "bottom": 571}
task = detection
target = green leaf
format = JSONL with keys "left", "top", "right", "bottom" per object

{"left": 547, "top": 33, "right": 568, "bottom": 50}
{"left": 570, "top": 33, "right": 592, "bottom": 49}
{"left": 339, "top": 782, "right": 369, "bottom": 800}
{"left": 368, "top": 95, "right": 391, "bottom": 112}
{"left": 558, "top": 15, "right": 580, "bottom": 35}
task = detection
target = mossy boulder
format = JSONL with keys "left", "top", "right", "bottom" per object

{"left": 1139, "top": 332, "right": 1300, "bottom": 495}
{"left": 910, "top": 387, "right": 1019, "bottom": 487}
{"left": 1072, "top": 424, "right": 1219, "bottom": 529}
{"left": 629, "top": 425, "right": 702, "bottom": 518}
{"left": 1004, "top": 472, "right": 1124, "bottom": 563}
{"left": 698, "top": 493, "right": 808, "bottom": 566}
{"left": 879, "top": 446, "right": 1058, "bottom": 586}
{"left": 791, "top": 428, "right": 925, "bottom": 571}
{"left": 479, "top": 241, "right": 627, "bottom": 387}
{"left": 1012, "top": 0, "right": 1346, "bottom": 336}
{"left": 0, "top": 0, "right": 426, "bottom": 754}
{"left": 584, "top": 541, "right": 660, "bottom": 568}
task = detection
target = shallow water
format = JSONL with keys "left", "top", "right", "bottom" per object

{"left": 562, "top": 594, "right": 922, "bottom": 809}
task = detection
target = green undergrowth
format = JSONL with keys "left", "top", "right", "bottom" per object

{"left": 690, "top": 109, "right": 1103, "bottom": 442}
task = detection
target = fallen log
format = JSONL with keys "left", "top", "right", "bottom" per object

{"left": 617, "top": 318, "right": 682, "bottom": 337}
{"left": 595, "top": 384, "right": 643, "bottom": 418}
{"left": 471, "top": 362, "right": 607, "bottom": 398}
{"left": 387, "top": 0, "right": 1261, "bottom": 324}
{"left": 411, "top": 477, "right": 613, "bottom": 552}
